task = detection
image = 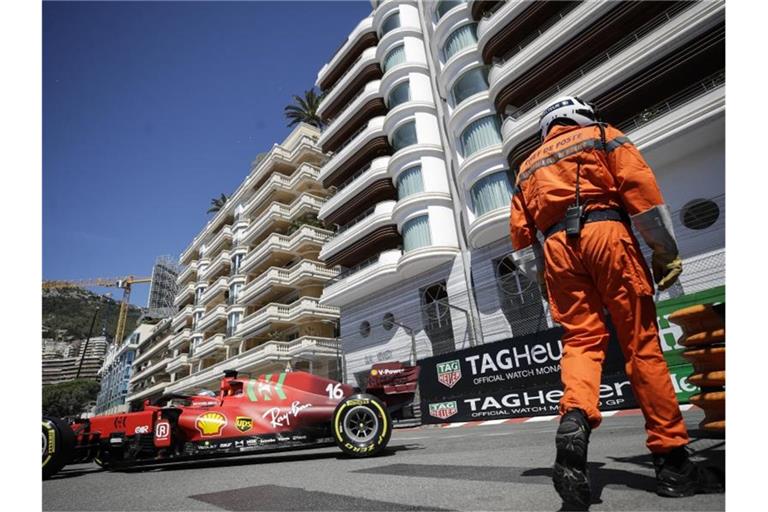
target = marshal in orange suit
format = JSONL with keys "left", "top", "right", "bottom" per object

{"left": 508, "top": 96, "right": 722, "bottom": 506}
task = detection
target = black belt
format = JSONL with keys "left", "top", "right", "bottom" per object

{"left": 544, "top": 209, "right": 628, "bottom": 238}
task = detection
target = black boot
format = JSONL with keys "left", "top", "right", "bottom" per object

{"left": 553, "top": 409, "right": 592, "bottom": 508}
{"left": 653, "top": 446, "right": 725, "bottom": 498}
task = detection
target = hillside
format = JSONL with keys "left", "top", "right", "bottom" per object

{"left": 42, "top": 287, "right": 142, "bottom": 340}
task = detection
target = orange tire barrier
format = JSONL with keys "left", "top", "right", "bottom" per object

{"left": 668, "top": 302, "right": 725, "bottom": 434}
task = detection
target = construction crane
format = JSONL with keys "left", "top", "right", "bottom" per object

{"left": 42, "top": 276, "right": 152, "bottom": 344}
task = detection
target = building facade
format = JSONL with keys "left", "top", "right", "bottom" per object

{"left": 315, "top": 0, "right": 725, "bottom": 386}
{"left": 138, "top": 123, "right": 341, "bottom": 398}
{"left": 95, "top": 323, "right": 157, "bottom": 414}
{"left": 42, "top": 335, "right": 109, "bottom": 386}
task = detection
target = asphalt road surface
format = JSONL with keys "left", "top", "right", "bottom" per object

{"left": 43, "top": 408, "right": 724, "bottom": 511}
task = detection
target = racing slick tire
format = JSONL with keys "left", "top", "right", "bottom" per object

{"left": 42, "top": 416, "right": 75, "bottom": 480}
{"left": 332, "top": 393, "right": 392, "bottom": 457}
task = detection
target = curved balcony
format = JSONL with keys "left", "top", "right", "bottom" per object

{"left": 133, "top": 335, "right": 171, "bottom": 367}
{"left": 176, "top": 261, "right": 197, "bottom": 286}
{"left": 317, "top": 16, "right": 377, "bottom": 92}
{"left": 191, "top": 333, "right": 226, "bottom": 361}
{"left": 166, "top": 354, "right": 190, "bottom": 373}
{"left": 318, "top": 47, "right": 382, "bottom": 122}
{"left": 174, "top": 283, "right": 195, "bottom": 307}
{"left": 199, "top": 276, "right": 228, "bottom": 306}
{"left": 198, "top": 250, "right": 230, "bottom": 283}
{"left": 165, "top": 336, "right": 340, "bottom": 395}
{"left": 321, "top": 249, "right": 402, "bottom": 307}
{"left": 239, "top": 193, "right": 325, "bottom": 248}
{"left": 488, "top": 1, "right": 614, "bottom": 111}
{"left": 240, "top": 164, "right": 322, "bottom": 219}
{"left": 379, "top": 59, "right": 430, "bottom": 100}
{"left": 240, "top": 226, "right": 334, "bottom": 276}
{"left": 171, "top": 305, "right": 194, "bottom": 331}
{"left": 239, "top": 261, "right": 338, "bottom": 306}
{"left": 383, "top": 100, "right": 437, "bottom": 139}
{"left": 201, "top": 226, "right": 232, "bottom": 260}
{"left": 320, "top": 116, "right": 390, "bottom": 188}
{"left": 457, "top": 140, "right": 504, "bottom": 185}
{"left": 197, "top": 304, "right": 227, "bottom": 333}
{"left": 467, "top": 206, "right": 512, "bottom": 248}
{"left": 446, "top": 92, "right": 495, "bottom": 145}
{"left": 319, "top": 80, "right": 385, "bottom": 154}
{"left": 168, "top": 328, "right": 192, "bottom": 351}
{"left": 501, "top": 2, "right": 724, "bottom": 160}
{"left": 470, "top": 1, "right": 502, "bottom": 21}
{"left": 320, "top": 200, "right": 396, "bottom": 264}
{"left": 130, "top": 356, "right": 173, "bottom": 384}
{"left": 433, "top": 1, "right": 472, "bottom": 48}
{"left": 319, "top": 156, "right": 391, "bottom": 225}
{"left": 478, "top": 1, "right": 577, "bottom": 65}
{"left": 438, "top": 45, "right": 481, "bottom": 101}
{"left": 392, "top": 191, "right": 453, "bottom": 230}
{"left": 236, "top": 299, "right": 340, "bottom": 339}
{"left": 387, "top": 142, "right": 446, "bottom": 185}
{"left": 398, "top": 244, "right": 461, "bottom": 280}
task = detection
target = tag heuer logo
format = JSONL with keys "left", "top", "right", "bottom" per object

{"left": 436, "top": 360, "right": 462, "bottom": 388}
{"left": 235, "top": 417, "right": 253, "bottom": 433}
{"left": 429, "top": 401, "right": 458, "bottom": 420}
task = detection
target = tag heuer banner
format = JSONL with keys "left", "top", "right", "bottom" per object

{"left": 419, "top": 324, "right": 698, "bottom": 424}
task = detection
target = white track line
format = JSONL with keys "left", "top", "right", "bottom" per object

{"left": 479, "top": 419, "right": 509, "bottom": 426}
{"left": 679, "top": 404, "right": 694, "bottom": 411}
{"left": 444, "top": 422, "right": 468, "bottom": 428}
{"left": 602, "top": 410, "right": 619, "bottom": 417}
{"left": 525, "top": 415, "right": 559, "bottom": 422}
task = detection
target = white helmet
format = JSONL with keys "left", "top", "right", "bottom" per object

{"left": 538, "top": 96, "right": 597, "bottom": 140}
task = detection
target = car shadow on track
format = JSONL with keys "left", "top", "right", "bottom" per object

{"left": 47, "top": 465, "right": 106, "bottom": 480}
{"left": 118, "top": 443, "right": 423, "bottom": 474}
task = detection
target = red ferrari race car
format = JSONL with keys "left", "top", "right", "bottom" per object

{"left": 42, "top": 362, "right": 420, "bottom": 479}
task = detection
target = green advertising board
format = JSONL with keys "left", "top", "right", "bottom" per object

{"left": 655, "top": 286, "right": 725, "bottom": 403}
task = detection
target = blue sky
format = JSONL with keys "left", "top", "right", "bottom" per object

{"left": 43, "top": 0, "right": 372, "bottom": 305}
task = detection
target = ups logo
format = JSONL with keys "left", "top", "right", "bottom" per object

{"left": 235, "top": 416, "right": 253, "bottom": 433}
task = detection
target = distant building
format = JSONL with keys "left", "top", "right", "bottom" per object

{"left": 42, "top": 335, "right": 109, "bottom": 386}
{"left": 126, "top": 319, "right": 173, "bottom": 406}
{"left": 95, "top": 323, "right": 157, "bottom": 414}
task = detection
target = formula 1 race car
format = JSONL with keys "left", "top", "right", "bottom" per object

{"left": 42, "top": 362, "right": 420, "bottom": 479}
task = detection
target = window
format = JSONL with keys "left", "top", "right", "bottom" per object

{"left": 452, "top": 67, "right": 489, "bottom": 105}
{"left": 228, "top": 283, "right": 242, "bottom": 305}
{"left": 495, "top": 255, "right": 548, "bottom": 336}
{"left": 387, "top": 80, "right": 410, "bottom": 108}
{"left": 380, "top": 12, "right": 400, "bottom": 36}
{"left": 443, "top": 23, "right": 477, "bottom": 61}
{"left": 471, "top": 171, "right": 513, "bottom": 216}
{"left": 231, "top": 253, "right": 243, "bottom": 275}
{"left": 227, "top": 312, "right": 241, "bottom": 337}
{"left": 435, "top": 0, "right": 466, "bottom": 21}
{"left": 383, "top": 45, "right": 406, "bottom": 72}
{"left": 194, "top": 286, "right": 206, "bottom": 304}
{"left": 382, "top": 313, "right": 395, "bottom": 330}
{"left": 402, "top": 215, "right": 431, "bottom": 252}
{"left": 360, "top": 321, "right": 371, "bottom": 338}
{"left": 193, "top": 312, "right": 203, "bottom": 330}
{"left": 681, "top": 199, "right": 720, "bottom": 230}
{"left": 391, "top": 121, "right": 418, "bottom": 152}
{"left": 460, "top": 115, "right": 502, "bottom": 157}
{"left": 396, "top": 166, "right": 424, "bottom": 200}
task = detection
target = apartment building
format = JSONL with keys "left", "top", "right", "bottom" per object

{"left": 145, "top": 123, "right": 342, "bottom": 397}
{"left": 315, "top": 0, "right": 725, "bottom": 386}
{"left": 126, "top": 319, "right": 174, "bottom": 405}
{"left": 42, "top": 335, "right": 109, "bottom": 386}
{"left": 95, "top": 322, "right": 157, "bottom": 414}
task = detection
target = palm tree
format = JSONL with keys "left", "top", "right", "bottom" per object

{"left": 207, "top": 193, "right": 228, "bottom": 214}
{"left": 284, "top": 89, "right": 324, "bottom": 129}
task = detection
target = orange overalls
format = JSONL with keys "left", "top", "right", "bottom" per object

{"left": 509, "top": 123, "right": 688, "bottom": 453}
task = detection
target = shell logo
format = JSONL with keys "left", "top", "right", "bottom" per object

{"left": 196, "top": 412, "right": 227, "bottom": 437}
{"left": 370, "top": 369, "right": 378, "bottom": 376}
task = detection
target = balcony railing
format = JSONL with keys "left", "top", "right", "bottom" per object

{"left": 496, "top": 2, "right": 581, "bottom": 63}
{"left": 505, "top": 2, "right": 692, "bottom": 120}
{"left": 616, "top": 70, "right": 725, "bottom": 134}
